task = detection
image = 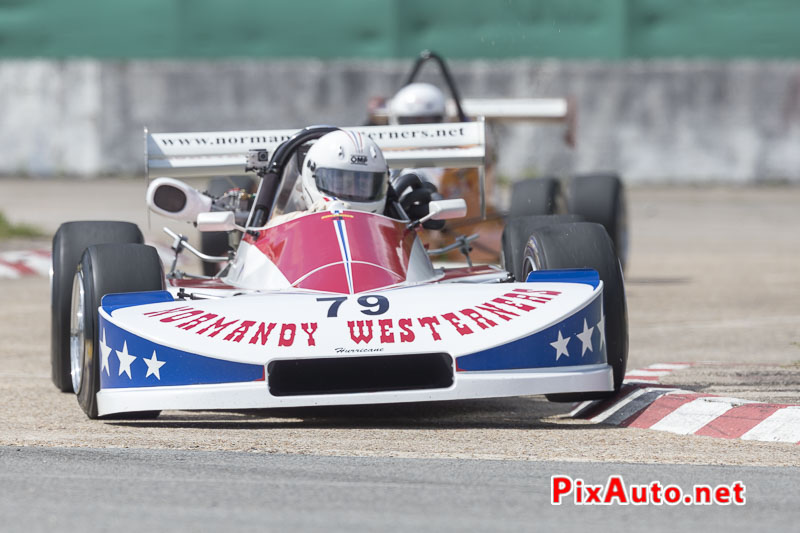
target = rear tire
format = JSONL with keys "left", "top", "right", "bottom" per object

{"left": 51, "top": 221, "right": 143, "bottom": 392}
{"left": 74, "top": 243, "right": 164, "bottom": 419}
{"left": 200, "top": 176, "right": 256, "bottom": 276}
{"left": 567, "top": 173, "right": 628, "bottom": 270}
{"left": 519, "top": 222, "right": 628, "bottom": 401}
{"left": 509, "top": 177, "right": 564, "bottom": 218}
{"left": 501, "top": 214, "right": 583, "bottom": 282}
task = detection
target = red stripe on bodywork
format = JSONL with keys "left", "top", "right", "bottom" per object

{"left": 295, "top": 263, "right": 350, "bottom": 294}
{"left": 247, "top": 211, "right": 416, "bottom": 294}
{"left": 248, "top": 214, "right": 342, "bottom": 283}
{"left": 345, "top": 217, "right": 415, "bottom": 278}
{"left": 351, "top": 263, "right": 404, "bottom": 293}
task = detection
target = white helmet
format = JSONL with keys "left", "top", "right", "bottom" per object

{"left": 389, "top": 83, "right": 446, "bottom": 125}
{"left": 301, "top": 130, "right": 389, "bottom": 214}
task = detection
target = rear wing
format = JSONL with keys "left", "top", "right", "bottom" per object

{"left": 146, "top": 120, "right": 489, "bottom": 216}
{"left": 456, "top": 98, "right": 571, "bottom": 123}
{"left": 368, "top": 97, "right": 575, "bottom": 146}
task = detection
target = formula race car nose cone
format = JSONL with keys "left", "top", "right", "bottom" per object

{"left": 294, "top": 261, "right": 405, "bottom": 295}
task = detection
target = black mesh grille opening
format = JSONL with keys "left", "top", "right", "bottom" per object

{"left": 268, "top": 353, "right": 454, "bottom": 397}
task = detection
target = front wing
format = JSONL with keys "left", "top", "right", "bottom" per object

{"left": 95, "top": 277, "right": 612, "bottom": 416}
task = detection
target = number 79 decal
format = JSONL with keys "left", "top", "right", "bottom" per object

{"left": 317, "top": 295, "right": 390, "bottom": 317}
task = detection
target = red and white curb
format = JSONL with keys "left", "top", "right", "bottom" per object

{"left": 1, "top": 245, "right": 187, "bottom": 279}
{"left": 0, "top": 249, "right": 51, "bottom": 279}
{"left": 622, "top": 362, "right": 693, "bottom": 382}
{"left": 572, "top": 363, "right": 800, "bottom": 444}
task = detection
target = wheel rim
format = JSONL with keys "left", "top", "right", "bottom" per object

{"left": 69, "top": 269, "right": 86, "bottom": 393}
{"left": 521, "top": 256, "right": 537, "bottom": 282}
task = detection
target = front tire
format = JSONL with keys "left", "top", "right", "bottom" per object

{"left": 520, "top": 222, "right": 628, "bottom": 401}
{"left": 73, "top": 243, "right": 164, "bottom": 419}
{"left": 501, "top": 214, "right": 583, "bottom": 282}
{"left": 51, "top": 221, "right": 143, "bottom": 392}
{"left": 567, "top": 173, "right": 628, "bottom": 270}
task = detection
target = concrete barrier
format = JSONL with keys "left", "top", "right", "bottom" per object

{"left": 1, "top": 59, "right": 799, "bottom": 182}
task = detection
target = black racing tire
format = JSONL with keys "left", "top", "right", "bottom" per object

{"left": 74, "top": 243, "right": 164, "bottom": 419}
{"left": 567, "top": 173, "right": 628, "bottom": 270}
{"left": 51, "top": 221, "right": 144, "bottom": 392}
{"left": 501, "top": 214, "right": 584, "bottom": 282}
{"left": 518, "top": 222, "right": 628, "bottom": 401}
{"left": 509, "top": 177, "right": 564, "bottom": 218}
{"left": 200, "top": 176, "right": 257, "bottom": 276}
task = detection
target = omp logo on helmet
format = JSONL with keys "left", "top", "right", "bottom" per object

{"left": 350, "top": 154, "right": 368, "bottom": 165}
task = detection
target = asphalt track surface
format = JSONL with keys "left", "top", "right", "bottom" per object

{"left": 1, "top": 180, "right": 799, "bottom": 530}
{"left": 2, "top": 446, "right": 798, "bottom": 533}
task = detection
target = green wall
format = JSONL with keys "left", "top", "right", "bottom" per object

{"left": 1, "top": 0, "right": 799, "bottom": 59}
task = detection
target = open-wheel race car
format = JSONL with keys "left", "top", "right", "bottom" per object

{"left": 367, "top": 50, "right": 629, "bottom": 269}
{"left": 50, "top": 121, "right": 627, "bottom": 419}
{"left": 198, "top": 51, "right": 629, "bottom": 271}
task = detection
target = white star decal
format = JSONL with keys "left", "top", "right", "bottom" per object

{"left": 576, "top": 319, "right": 594, "bottom": 357}
{"left": 116, "top": 341, "right": 137, "bottom": 379}
{"left": 550, "top": 330, "right": 570, "bottom": 361}
{"left": 596, "top": 313, "right": 606, "bottom": 350}
{"left": 143, "top": 350, "right": 166, "bottom": 380}
{"left": 99, "top": 329, "right": 113, "bottom": 376}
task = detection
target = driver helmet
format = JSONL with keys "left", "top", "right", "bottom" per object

{"left": 389, "top": 83, "right": 446, "bottom": 125}
{"left": 301, "top": 130, "right": 389, "bottom": 214}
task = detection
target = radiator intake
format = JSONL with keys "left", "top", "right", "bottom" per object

{"left": 267, "top": 353, "right": 454, "bottom": 396}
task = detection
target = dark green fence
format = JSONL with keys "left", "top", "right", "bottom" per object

{"left": 1, "top": 0, "right": 798, "bottom": 59}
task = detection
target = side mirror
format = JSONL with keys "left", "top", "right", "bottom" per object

{"left": 196, "top": 211, "right": 236, "bottom": 233}
{"left": 147, "top": 177, "right": 212, "bottom": 222}
{"left": 427, "top": 199, "right": 467, "bottom": 221}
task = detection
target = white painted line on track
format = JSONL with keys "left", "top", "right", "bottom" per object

{"left": 589, "top": 388, "right": 648, "bottom": 423}
{"left": 569, "top": 400, "right": 593, "bottom": 417}
{"left": 646, "top": 363, "right": 691, "bottom": 370}
{"left": 625, "top": 369, "right": 672, "bottom": 377}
